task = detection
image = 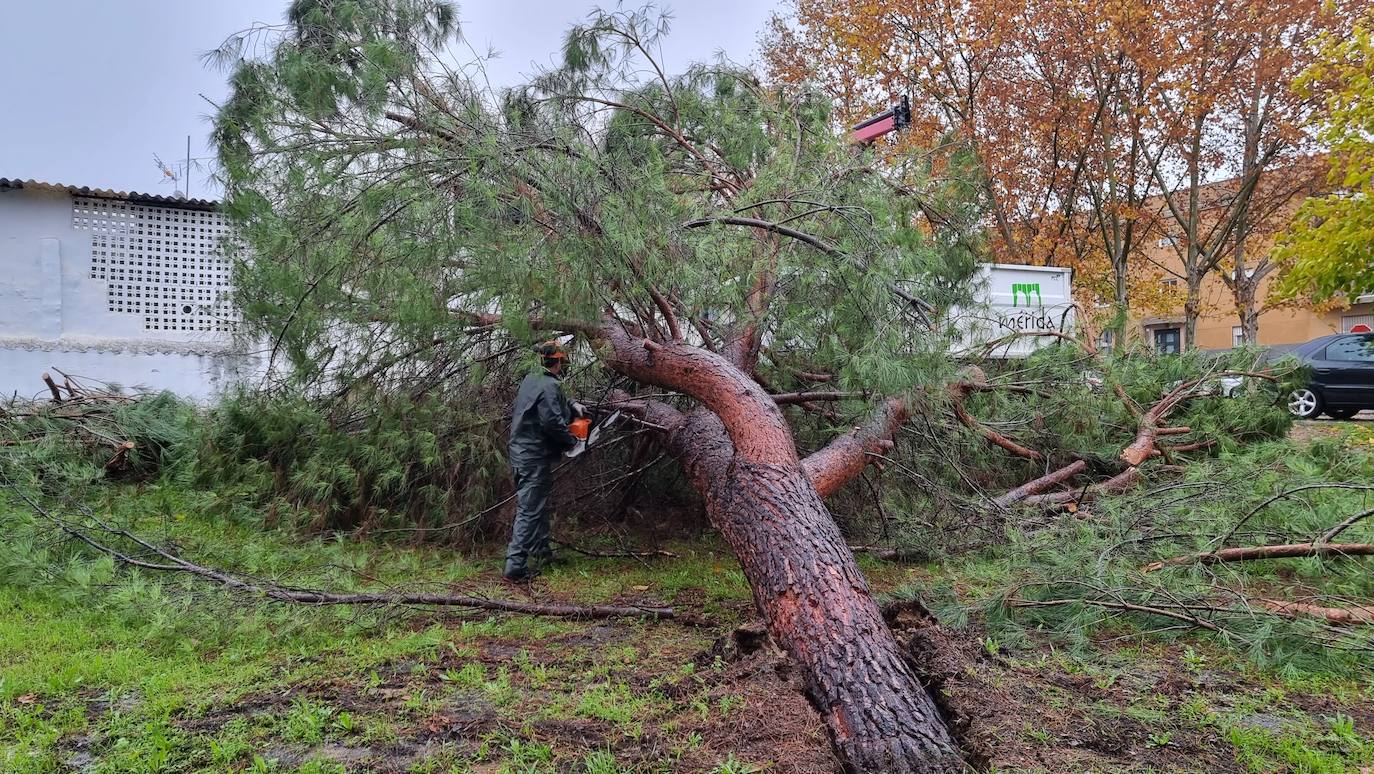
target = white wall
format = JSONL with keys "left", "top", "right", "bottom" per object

{"left": 0, "top": 342, "right": 264, "bottom": 403}
{"left": 0, "top": 186, "right": 264, "bottom": 402}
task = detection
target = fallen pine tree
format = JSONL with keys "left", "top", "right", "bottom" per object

{"left": 189, "top": 3, "right": 1321, "bottom": 767}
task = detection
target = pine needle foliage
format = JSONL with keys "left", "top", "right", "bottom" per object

{"left": 210, "top": 0, "right": 983, "bottom": 395}
{"left": 196, "top": 390, "right": 507, "bottom": 533}
{"left": 915, "top": 436, "right": 1374, "bottom": 669}
{"left": 0, "top": 392, "right": 198, "bottom": 493}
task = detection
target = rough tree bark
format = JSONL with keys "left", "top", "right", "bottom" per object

{"left": 603, "top": 325, "right": 963, "bottom": 773}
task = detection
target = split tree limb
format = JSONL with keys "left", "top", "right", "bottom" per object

{"left": 993, "top": 460, "right": 1089, "bottom": 509}
{"left": 1022, "top": 466, "right": 1142, "bottom": 506}
{"left": 104, "top": 441, "right": 135, "bottom": 471}
{"left": 801, "top": 397, "right": 907, "bottom": 498}
{"left": 1123, "top": 370, "right": 1277, "bottom": 465}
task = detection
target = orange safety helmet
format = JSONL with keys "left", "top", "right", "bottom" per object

{"left": 537, "top": 340, "right": 568, "bottom": 365}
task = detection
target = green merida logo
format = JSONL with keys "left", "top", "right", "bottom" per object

{"left": 1012, "top": 282, "right": 1042, "bottom": 307}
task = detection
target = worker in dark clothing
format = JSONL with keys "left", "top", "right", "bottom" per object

{"left": 505, "top": 341, "right": 581, "bottom": 581}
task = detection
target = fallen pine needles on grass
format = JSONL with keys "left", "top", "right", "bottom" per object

{"left": 2, "top": 478, "right": 683, "bottom": 623}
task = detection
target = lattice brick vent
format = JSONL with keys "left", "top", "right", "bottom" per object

{"left": 72, "top": 198, "right": 239, "bottom": 333}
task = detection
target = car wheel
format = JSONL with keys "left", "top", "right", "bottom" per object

{"left": 1326, "top": 408, "right": 1359, "bottom": 420}
{"left": 1288, "top": 388, "right": 1323, "bottom": 419}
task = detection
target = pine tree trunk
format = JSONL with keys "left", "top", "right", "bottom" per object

{"left": 666, "top": 411, "right": 962, "bottom": 772}
{"left": 710, "top": 453, "right": 960, "bottom": 771}
{"left": 606, "top": 331, "right": 962, "bottom": 772}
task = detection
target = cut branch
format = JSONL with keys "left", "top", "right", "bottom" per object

{"left": 1254, "top": 599, "right": 1374, "bottom": 625}
{"left": 1142, "top": 542, "right": 1374, "bottom": 573}
{"left": 42, "top": 373, "right": 63, "bottom": 403}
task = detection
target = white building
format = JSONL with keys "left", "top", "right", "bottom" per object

{"left": 0, "top": 178, "right": 264, "bottom": 402}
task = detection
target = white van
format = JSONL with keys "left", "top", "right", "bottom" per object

{"left": 951, "top": 264, "right": 1077, "bottom": 358}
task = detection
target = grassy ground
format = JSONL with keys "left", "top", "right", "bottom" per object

{"left": 2, "top": 428, "right": 1373, "bottom": 772}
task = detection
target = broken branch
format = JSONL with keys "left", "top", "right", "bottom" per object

{"left": 41, "top": 372, "right": 63, "bottom": 403}
{"left": 11, "top": 486, "right": 679, "bottom": 622}
{"left": 1007, "top": 595, "right": 1221, "bottom": 632}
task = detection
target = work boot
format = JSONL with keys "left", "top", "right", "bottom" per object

{"left": 503, "top": 567, "right": 538, "bottom": 584}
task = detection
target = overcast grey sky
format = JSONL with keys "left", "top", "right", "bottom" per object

{"left": 0, "top": 0, "right": 779, "bottom": 200}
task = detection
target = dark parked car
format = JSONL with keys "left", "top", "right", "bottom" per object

{"left": 1282, "top": 333, "right": 1374, "bottom": 419}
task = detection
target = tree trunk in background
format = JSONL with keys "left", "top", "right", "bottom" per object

{"left": 608, "top": 332, "right": 962, "bottom": 772}
{"left": 1237, "top": 280, "right": 1261, "bottom": 344}
{"left": 1183, "top": 276, "right": 1202, "bottom": 351}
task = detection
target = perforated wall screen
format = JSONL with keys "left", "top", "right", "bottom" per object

{"left": 72, "top": 197, "right": 238, "bottom": 333}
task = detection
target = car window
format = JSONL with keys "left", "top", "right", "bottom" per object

{"left": 1323, "top": 335, "right": 1374, "bottom": 363}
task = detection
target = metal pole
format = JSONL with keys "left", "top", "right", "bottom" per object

{"left": 185, "top": 135, "right": 191, "bottom": 199}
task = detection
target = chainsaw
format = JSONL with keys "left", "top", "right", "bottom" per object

{"left": 565, "top": 409, "right": 621, "bottom": 459}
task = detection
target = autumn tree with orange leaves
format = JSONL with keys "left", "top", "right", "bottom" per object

{"left": 764, "top": 0, "right": 1357, "bottom": 346}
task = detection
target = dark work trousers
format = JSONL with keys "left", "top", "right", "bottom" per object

{"left": 505, "top": 458, "right": 553, "bottom": 577}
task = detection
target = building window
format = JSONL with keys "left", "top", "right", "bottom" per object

{"left": 1154, "top": 327, "right": 1181, "bottom": 354}
{"left": 1325, "top": 335, "right": 1374, "bottom": 362}
{"left": 1097, "top": 329, "right": 1115, "bottom": 353}
{"left": 1232, "top": 326, "right": 1244, "bottom": 347}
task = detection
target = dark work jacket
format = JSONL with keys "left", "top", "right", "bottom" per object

{"left": 508, "top": 370, "right": 579, "bottom": 464}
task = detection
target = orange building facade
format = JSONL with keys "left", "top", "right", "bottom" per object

{"left": 1123, "top": 179, "right": 1372, "bottom": 353}
{"left": 1132, "top": 249, "right": 1373, "bottom": 352}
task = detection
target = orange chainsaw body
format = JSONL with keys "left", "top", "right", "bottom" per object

{"left": 569, "top": 417, "right": 591, "bottom": 440}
